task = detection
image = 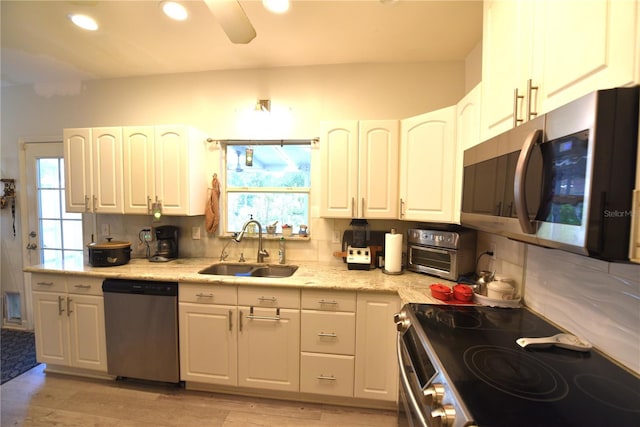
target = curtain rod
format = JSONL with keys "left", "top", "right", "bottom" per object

{"left": 209, "top": 138, "right": 319, "bottom": 146}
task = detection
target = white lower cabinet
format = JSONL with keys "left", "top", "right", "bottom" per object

{"left": 31, "top": 274, "right": 107, "bottom": 372}
{"left": 237, "top": 286, "right": 301, "bottom": 392}
{"left": 300, "top": 352, "right": 355, "bottom": 397}
{"left": 179, "top": 283, "right": 238, "bottom": 386}
{"left": 354, "top": 292, "right": 400, "bottom": 402}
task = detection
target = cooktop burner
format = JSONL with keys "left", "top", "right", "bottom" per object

{"left": 408, "top": 304, "right": 640, "bottom": 427}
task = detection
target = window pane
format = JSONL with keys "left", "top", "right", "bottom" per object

{"left": 38, "top": 158, "right": 60, "bottom": 189}
{"left": 39, "top": 189, "right": 61, "bottom": 219}
{"left": 42, "top": 249, "right": 62, "bottom": 265}
{"left": 64, "top": 250, "right": 84, "bottom": 265}
{"left": 227, "top": 192, "right": 309, "bottom": 232}
{"left": 63, "top": 220, "right": 83, "bottom": 250}
{"left": 41, "top": 220, "right": 62, "bottom": 248}
{"left": 226, "top": 145, "right": 311, "bottom": 188}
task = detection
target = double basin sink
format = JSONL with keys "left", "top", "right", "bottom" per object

{"left": 198, "top": 262, "right": 298, "bottom": 278}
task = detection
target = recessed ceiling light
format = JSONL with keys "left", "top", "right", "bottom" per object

{"left": 161, "top": 1, "right": 188, "bottom": 21}
{"left": 263, "top": 0, "right": 290, "bottom": 14}
{"left": 68, "top": 13, "right": 99, "bottom": 31}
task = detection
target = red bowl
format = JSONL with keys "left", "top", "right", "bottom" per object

{"left": 453, "top": 284, "right": 474, "bottom": 302}
{"left": 430, "top": 284, "right": 452, "bottom": 301}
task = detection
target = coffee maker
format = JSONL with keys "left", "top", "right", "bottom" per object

{"left": 149, "top": 225, "right": 179, "bottom": 262}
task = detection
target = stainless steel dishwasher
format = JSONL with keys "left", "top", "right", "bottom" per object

{"left": 102, "top": 279, "right": 179, "bottom": 383}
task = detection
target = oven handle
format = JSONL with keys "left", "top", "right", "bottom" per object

{"left": 396, "top": 332, "right": 428, "bottom": 427}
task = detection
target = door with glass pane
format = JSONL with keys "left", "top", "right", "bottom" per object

{"left": 25, "top": 143, "right": 84, "bottom": 267}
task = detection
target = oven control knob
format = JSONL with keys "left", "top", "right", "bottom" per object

{"left": 423, "top": 383, "right": 445, "bottom": 405}
{"left": 430, "top": 405, "right": 456, "bottom": 427}
{"left": 393, "top": 312, "right": 410, "bottom": 332}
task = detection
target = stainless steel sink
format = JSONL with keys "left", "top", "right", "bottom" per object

{"left": 198, "top": 263, "right": 298, "bottom": 278}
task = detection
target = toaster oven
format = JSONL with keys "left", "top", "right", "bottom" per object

{"left": 406, "top": 229, "right": 476, "bottom": 281}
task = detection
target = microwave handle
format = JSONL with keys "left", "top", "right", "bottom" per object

{"left": 514, "top": 129, "right": 542, "bottom": 234}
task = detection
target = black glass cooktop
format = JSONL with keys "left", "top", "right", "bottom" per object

{"left": 408, "top": 303, "right": 640, "bottom": 427}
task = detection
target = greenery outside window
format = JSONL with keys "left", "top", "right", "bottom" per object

{"left": 224, "top": 141, "right": 311, "bottom": 235}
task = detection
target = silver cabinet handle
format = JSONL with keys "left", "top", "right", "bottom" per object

{"left": 92, "top": 195, "right": 97, "bottom": 212}
{"left": 73, "top": 284, "right": 91, "bottom": 289}
{"left": 258, "top": 296, "right": 277, "bottom": 302}
{"left": 228, "top": 310, "right": 233, "bottom": 332}
{"left": 318, "top": 299, "right": 337, "bottom": 305}
{"left": 246, "top": 306, "right": 281, "bottom": 321}
{"left": 84, "top": 195, "right": 90, "bottom": 212}
{"left": 66, "top": 297, "right": 72, "bottom": 316}
{"left": 317, "top": 332, "right": 337, "bottom": 338}
{"left": 526, "top": 78, "right": 539, "bottom": 120}
{"left": 361, "top": 197, "right": 365, "bottom": 216}
{"left": 57, "top": 295, "right": 65, "bottom": 316}
{"left": 196, "top": 293, "right": 214, "bottom": 298}
{"left": 239, "top": 310, "right": 243, "bottom": 332}
{"left": 37, "top": 281, "right": 54, "bottom": 286}
{"left": 513, "top": 87, "right": 524, "bottom": 127}
{"left": 351, "top": 197, "right": 355, "bottom": 217}
{"left": 147, "top": 196, "right": 152, "bottom": 214}
{"left": 317, "top": 375, "right": 337, "bottom": 381}
{"left": 400, "top": 198, "right": 405, "bottom": 218}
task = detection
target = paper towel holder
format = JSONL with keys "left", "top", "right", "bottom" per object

{"left": 383, "top": 228, "right": 404, "bottom": 275}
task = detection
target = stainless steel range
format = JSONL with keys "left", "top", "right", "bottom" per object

{"left": 394, "top": 304, "right": 640, "bottom": 427}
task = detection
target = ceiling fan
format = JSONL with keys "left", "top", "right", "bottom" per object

{"left": 203, "top": 0, "right": 257, "bottom": 44}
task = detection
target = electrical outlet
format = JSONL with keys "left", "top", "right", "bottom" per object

{"left": 191, "top": 226, "right": 201, "bottom": 240}
{"left": 141, "top": 228, "right": 152, "bottom": 242}
{"left": 101, "top": 223, "right": 110, "bottom": 237}
{"left": 332, "top": 230, "right": 341, "bottom": 243}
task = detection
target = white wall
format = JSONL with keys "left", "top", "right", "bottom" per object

{"left": 0, "top": 61, "right": 466, "bottom": 326}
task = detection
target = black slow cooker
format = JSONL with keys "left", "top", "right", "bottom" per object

{"left": 87, "top": 238, "right": 131, "bottom": 267}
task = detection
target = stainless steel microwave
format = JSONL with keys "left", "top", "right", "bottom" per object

{"left": 461, "top": 86, "right": 639, "bottom": 261}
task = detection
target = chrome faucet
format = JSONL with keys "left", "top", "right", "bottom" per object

{"left": 234, "top": 219, "right": 269, "bottom": 263}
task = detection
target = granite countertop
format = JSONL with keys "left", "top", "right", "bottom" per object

{"left": 24, "top": 258, "right": 456, "bottom": 305}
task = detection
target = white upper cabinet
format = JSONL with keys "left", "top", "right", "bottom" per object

{"left": 320, "top": 120, "right": 399, "bottom": 219}
{"left": 399, "top": 106, "right": 457, "bottom": 223}
{"left": 481, "top": 0, "right": 639, "bottom": 140}
{"left": 64, "top": 127, "right": 123, "bottom": 214}
{"left": 531, "top": 0, "right": 638, "bottom": 114}
{"left": 122, "top": 126, "right": 155, "bottom": 214}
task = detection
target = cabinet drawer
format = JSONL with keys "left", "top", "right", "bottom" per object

{"left": 300, "top": 352, "right": 354, "bottom": 397}
{"left": 238, "top": 286, "right": 300, "bottom": 309}
{"left": 301, "top": 311, "right": 356, "bottom": 355}
{"left": 67, "top": 276, "right": 103, "bottom": 295}
{"left": 31, "top": 274, "right": 67, "bottom": 293}
{"left": 180, "top": 283, "right": 237, "bottom": 305}
{"left": 301, "top": 289, "right": 356, "bottom": 312}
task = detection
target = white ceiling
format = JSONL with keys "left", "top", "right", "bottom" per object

{"left": 0, "top": 0, "right": 483, "bottom": 88}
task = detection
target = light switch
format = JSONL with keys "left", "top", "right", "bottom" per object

{"left": 191, "top": 226, "right": 201, "bottom": 240}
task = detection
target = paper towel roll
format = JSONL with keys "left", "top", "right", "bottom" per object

{"left": 384, "top": 233, "right": 403, "bottom": 273}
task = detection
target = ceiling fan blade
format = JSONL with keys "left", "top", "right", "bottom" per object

{"left": 203, "top": 0, "right": 257, "bottom": 44}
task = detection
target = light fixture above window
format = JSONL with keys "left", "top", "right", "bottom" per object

{"left": 255, "top": 99, "right": 271, "bottom": 113}
{"left": 263, "top": 0, "right": 290, "bottom": 14}
{"left": 67, "top": 13, "right": 99, "bottom": 31}
{"left": 161, "top": 1, "right": 188, "bottom": 21}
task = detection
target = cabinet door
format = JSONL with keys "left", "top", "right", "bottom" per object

{"left": 32, "top": 291, "right": 69, "bottom": 366}
{"left": 179, "top": 303, "right": 238, "bottom": 386}
{"left": 358, "top": 120, "right": 399, "bottom": 219}
{"left": 319, "top": 121, "right": 359, "bottom": 218}
{"left": 399, "top": 106, "right": 457, "bottom": 223}
{"left": 63, "top": 128, "right": 92, "bottom": 213}
{"left": 532, "top": 0, "right": 638, "bottom": 113}
{"left": 91, "top": 127, "right": 123, "bottom": 213}
{"left": 354, "top": 293, "right": 399, "bottom": 402}
{"left": 481, "top": 0, "right": 534, "bottom": 140}
{"left": 238, "top": 307, "right": 300, "bottom": 392}
{"left": 155, "top": 126, "right": 188, "bottom": 215}
{"left": 123, "top": 126, "right": 155, "bottom": 214}
{"left": 67, "top": 294, "right": 107, "bottom": 372}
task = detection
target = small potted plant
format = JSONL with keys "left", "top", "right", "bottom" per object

{"left": 281, "top": 224, "right": 292, "bottom": 237}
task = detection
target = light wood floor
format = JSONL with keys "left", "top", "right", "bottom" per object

{"left": 1, "top": 365, "right": 398, "bottom": 426}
